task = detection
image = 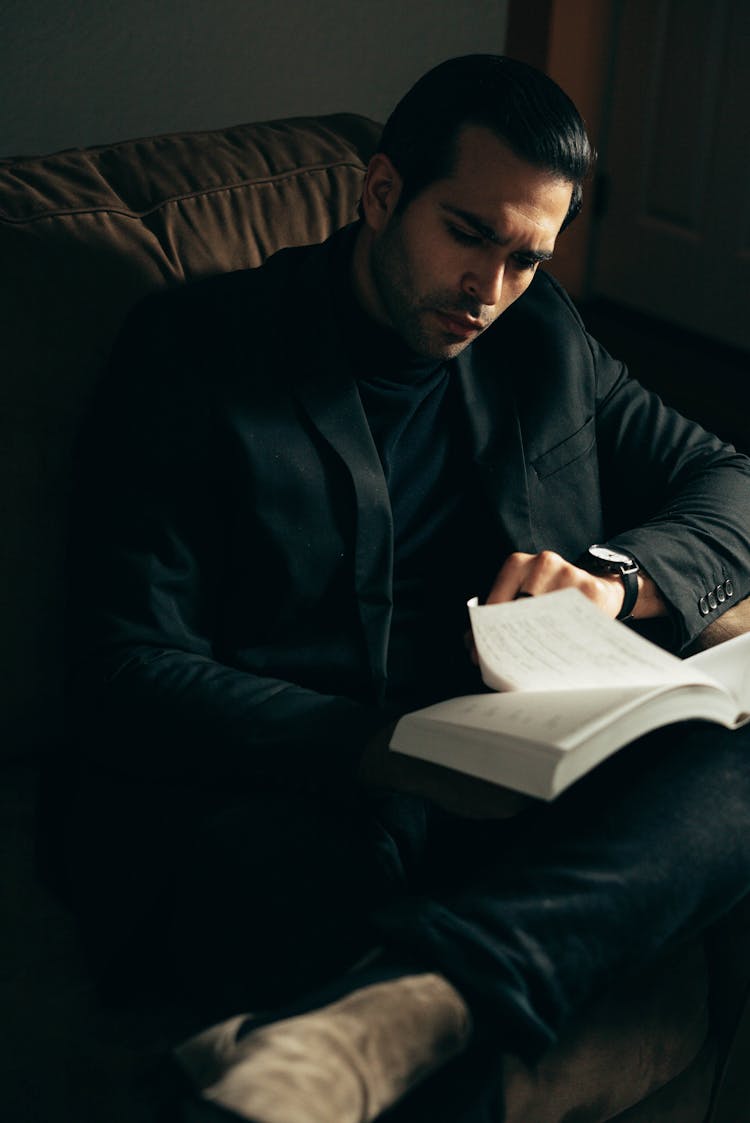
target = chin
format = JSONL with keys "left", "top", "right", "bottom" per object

{"left": 428, "top": 338, "right": 473, "bottom": 361}
{"left": 407, "top": 330, "right": 471, "bottom": 361}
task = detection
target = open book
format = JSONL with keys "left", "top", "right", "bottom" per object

{"left": 390, "top": 588, "right": 750, "bottom": 800}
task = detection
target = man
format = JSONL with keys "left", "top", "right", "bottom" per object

{"left": 62, "top": 56, "right": 750, "bottom": 1121}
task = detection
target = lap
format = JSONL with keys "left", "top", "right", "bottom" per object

{"left": 93, "top": 719, "right": 750, "bottom": 1017}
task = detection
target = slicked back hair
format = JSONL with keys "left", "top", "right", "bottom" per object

{"left": 377, "top": 55, "right": 595, "bottom": 230}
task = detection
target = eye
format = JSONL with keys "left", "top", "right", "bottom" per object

{"left": 512, "top": 254, "right": 541, "bottom": 272}
{"left": 448, "top": 225, "right": 483, "bottom": 246}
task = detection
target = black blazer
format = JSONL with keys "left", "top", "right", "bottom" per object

{"left": 66, "top": 228, "right": 750, "bottom": 794}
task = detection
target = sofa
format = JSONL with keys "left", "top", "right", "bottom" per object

{"left": 2, "top": 111, "right": 750, "bottom": 1123}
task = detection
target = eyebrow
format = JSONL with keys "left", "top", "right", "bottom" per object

{"left": 440, "top": 204, "right": 554, "bottom": 262}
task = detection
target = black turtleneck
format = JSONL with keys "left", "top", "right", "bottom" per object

{"left": 332, "top": 232, "right": 495, "bottom": 708}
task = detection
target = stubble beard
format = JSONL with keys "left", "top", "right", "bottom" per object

{"left": 369, "top": 228, "right": 479, "bottom": 360}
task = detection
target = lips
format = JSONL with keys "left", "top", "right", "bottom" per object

{"left": 434, "top": 310, "right": 484, "bottom": 337}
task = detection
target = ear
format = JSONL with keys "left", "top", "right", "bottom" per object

{"left": 360, "top": 153, "right": 403, "bottom": 233}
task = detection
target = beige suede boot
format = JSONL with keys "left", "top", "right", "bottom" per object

{"left": 174, "top": 972, "right": 472, "bottom": 1123}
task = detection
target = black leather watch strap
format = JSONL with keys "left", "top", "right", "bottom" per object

{"left": 579, "top": 545, "right": 640, "bottom": 621}
{"left": 616, "top": 564, "right": 639, "bottom": 621}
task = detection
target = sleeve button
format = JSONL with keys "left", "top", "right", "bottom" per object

{"left": 726, "top": 579, "right": 734, "bottom": 597}
{"left": 699, "top": 596, "right": 710, "bottom": 615}
{"left": 716, "top": 585, "right": 726, "bottom": 603}
{"left": 708, "top": 591, "right": 718, "bottom": 610}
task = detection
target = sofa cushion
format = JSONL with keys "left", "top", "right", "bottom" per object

{"left": 0, "top": 113, "right": 380, "bottom": 758}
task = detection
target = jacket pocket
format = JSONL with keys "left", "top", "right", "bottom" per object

{"left": 530, "top": 416, "right": 596, "bottom": 479}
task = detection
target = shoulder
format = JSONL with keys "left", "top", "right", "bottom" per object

{"left": 479, "top": 269, "right": 597, "bottom": 380}
{"left": 503, "top": 269, "right": 588, "bottom": 339}
{"left": 130, "top": 237, "right": 331, "bottom": 340}
{"left": 105, "top": 233, "right": 342, "bottom": 405}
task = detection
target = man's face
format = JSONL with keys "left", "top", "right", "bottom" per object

{"left": 360, "top": 126, "right": 574, "bottom": 359}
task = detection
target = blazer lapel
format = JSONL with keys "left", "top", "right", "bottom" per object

{"left": 289, "top": 244, "right": 393, "bottom": 695}
{"left": 455, "top": 341, "right": 537, "bottom": 555}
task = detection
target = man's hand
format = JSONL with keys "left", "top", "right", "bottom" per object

{"left": 485, "top": 550, "right": 666, "bottom": 620}
{"left": 358, "top": 722, "right": 531, "bottom": 819}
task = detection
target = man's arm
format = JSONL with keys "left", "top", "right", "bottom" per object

{"left": 487, "top": 275, "right": 750, "bottom": 647}
{"left": 66, "top": 294, "right": 391, "bottom": 791}
{"left": 591, "top": 334, "right": 750, "bottom": 648}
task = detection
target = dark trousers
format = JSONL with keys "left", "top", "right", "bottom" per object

{"left": 161, "top": 718, "right": 750, "bottom": 1070}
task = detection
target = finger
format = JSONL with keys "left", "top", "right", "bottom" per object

{"left": 507, "top": 552, "right": 623, "bottom": 617}
{"left": 463, "top": 628, "right": 479, "bottom": 666}
{"left": 485, "top": 552, "right": 535, "bottom": 603}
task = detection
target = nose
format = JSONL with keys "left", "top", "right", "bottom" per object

{"left": 463, "top": 261, "right": 505, "bottom": 308}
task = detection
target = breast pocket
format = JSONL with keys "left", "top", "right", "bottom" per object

{"left": 528, "top": 417, "right": 603, "bottom": 552}
{"left": 530, "top": 417, "right": 596, "bottom": 480}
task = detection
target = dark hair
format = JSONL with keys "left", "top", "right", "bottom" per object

{"left": 377, "top": 55, "right": 595, "bottom": 230}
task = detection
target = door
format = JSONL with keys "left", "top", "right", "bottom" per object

{"left": 590, "top": 0, "right": 750, "bottom": 351}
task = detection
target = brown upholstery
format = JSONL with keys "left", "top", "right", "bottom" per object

{"left": 504, "top": 940, "right": 710, "bottom": 1121}
{"left": 2, "top": 112, "right": 749, "bottom": 1122}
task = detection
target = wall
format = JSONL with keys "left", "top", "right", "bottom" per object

{"left": 1, "top": 0, "right": 508, "bottom": 156}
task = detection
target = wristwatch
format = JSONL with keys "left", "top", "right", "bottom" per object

{"left": 582, "top": 544, "right": 640, "bottom": 621}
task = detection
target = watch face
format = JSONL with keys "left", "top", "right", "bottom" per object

{"left": 588, "top": 544, "right": 632, "bottom": 565}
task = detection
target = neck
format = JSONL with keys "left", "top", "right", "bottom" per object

{"left": 350, "top": 223, "right": 392, "bottom": 332}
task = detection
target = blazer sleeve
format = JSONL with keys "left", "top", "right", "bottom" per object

{"left": 589, "top": 329, "right": 750, "bottom": 650}
{"left": 66, "top": 294, "right": 391, "bottom": 790}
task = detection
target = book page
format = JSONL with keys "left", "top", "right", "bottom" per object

{"left": 686, "top": 630, "right": 750, "bottom": 709}
{"left": 468, "top": 588, "right": 721, "bottom": 693}
{"left": 409, "top": 685, "right": 654, "bottom": 748}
